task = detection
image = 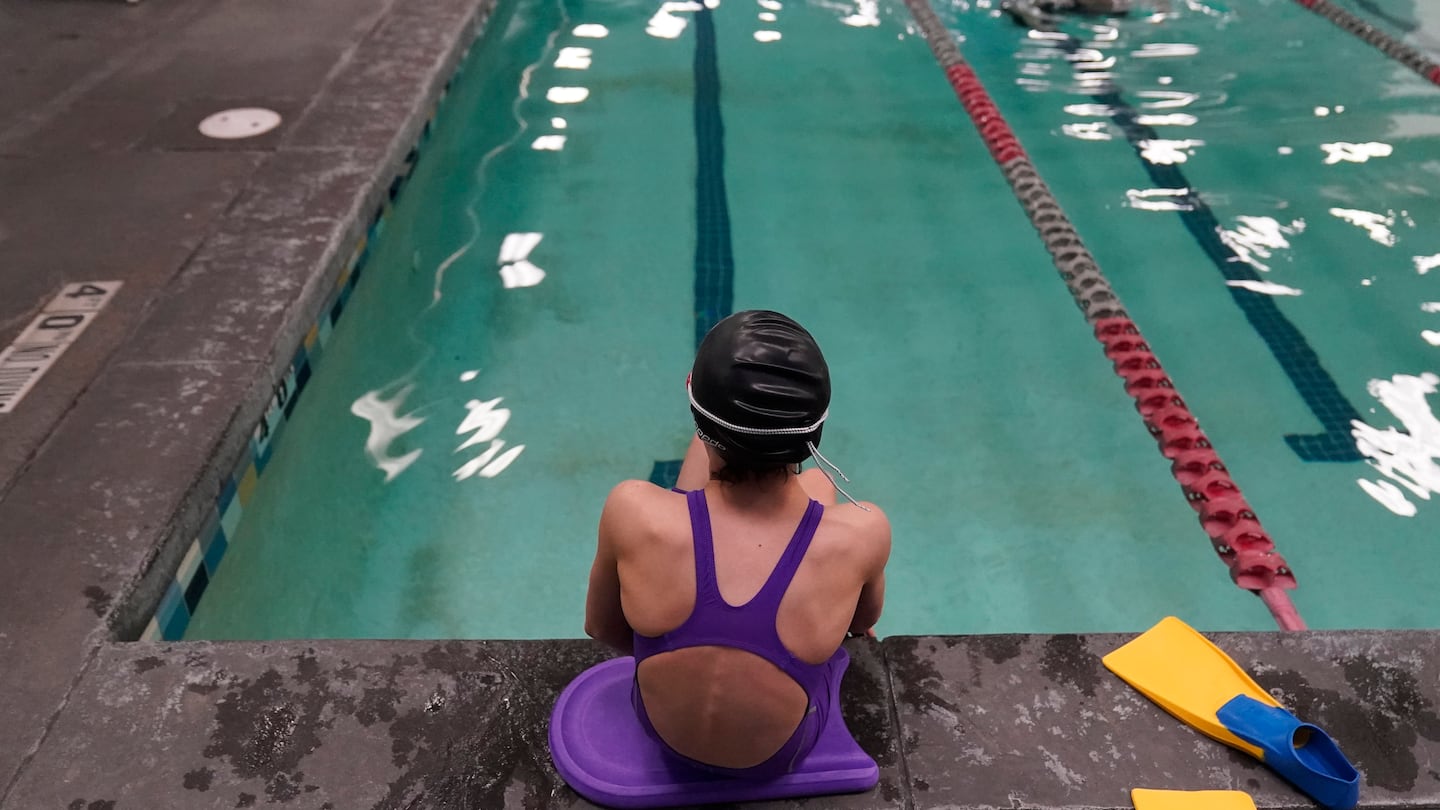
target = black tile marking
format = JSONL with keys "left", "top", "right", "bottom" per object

{"left": 183, "top": 566, "right": 210, "bottom": 613}
{"left": 692, "top": 7, "right": 734, "bottom": 349}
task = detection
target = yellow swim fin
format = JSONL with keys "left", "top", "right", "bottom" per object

{"left": 1105, "top": 617, "right": 1360, "bottom": 810}
{"left": 1131, "top": 788, "right": 1257, "bottom": 810}
{"left": 1102, "top": 616, "right": 1278, "bottom": 758}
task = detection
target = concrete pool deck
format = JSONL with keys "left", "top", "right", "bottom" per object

{"left": 0, "top": 0, "right": 1437, "bottom": 807}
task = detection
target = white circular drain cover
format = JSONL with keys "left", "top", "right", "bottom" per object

{"left": 198, "top": 108, "right": 282, "bottom": 140}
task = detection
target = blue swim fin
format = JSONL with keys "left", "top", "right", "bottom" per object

{"left": 1216, "top": 695, "right": 1359, "bottom": 810}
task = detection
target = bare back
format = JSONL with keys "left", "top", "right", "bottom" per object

{"left": 608, "top": 476, "right": 888, "bottom": 769}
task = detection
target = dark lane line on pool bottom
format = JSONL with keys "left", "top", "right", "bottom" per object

{"left": 1053, "top": 34, "right": 1366, "bottom": 463}
{"left": 690, "top": 6, "right": 735, "bottom": 350}
{"left": 651, "top": 5, "right": 735, "bottom": 489}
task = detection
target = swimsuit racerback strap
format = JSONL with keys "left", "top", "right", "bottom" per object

{"left": 633, "top": 490, "right": 826, "bottom": 666}
{"left": 687, "top": 489, "right": 824, "bottom": 612}
{"left": 685, "top": 489, "right": 721, "bottom": 603}
{"left": 744, "top": 497, "right": 823, "bottom": 614}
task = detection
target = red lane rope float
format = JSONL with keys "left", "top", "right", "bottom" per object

{"left": 1292, "top": 0, "right": 1440, "bottom": 88}
{"left": 1094, "top": 318, "right": 1297, "bottom": 596}
{"left": 901, "top": 0, "right": 1306, "bottom": 631}
{"left": 945, "top": 64, "right": 1027, "bottom": 164}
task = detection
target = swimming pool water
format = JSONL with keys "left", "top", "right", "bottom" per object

{"left": 186, "top": 0, "right": 1440, "bottom": 640}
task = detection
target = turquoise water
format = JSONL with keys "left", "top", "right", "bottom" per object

{"left": 186, "top": 0, "right": 1440, "bottom": 640}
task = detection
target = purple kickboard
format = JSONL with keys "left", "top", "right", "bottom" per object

{"left": 549, "top": 656, "right": 879, "bottom": 808}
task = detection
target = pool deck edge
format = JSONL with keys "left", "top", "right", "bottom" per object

{"left": 0, "top": 0, "right": 495, "bottom": 800}
{"left": 5, "top": 632, "right": 1438, "bottom": 809}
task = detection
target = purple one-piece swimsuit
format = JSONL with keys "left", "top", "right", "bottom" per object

{"left": 631, "top": 489, "right": 847, "bottom": 779}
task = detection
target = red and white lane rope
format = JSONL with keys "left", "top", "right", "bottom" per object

{"left": 1292, "top": 0, "right": 1440, "bottom": 88}
{"left": 901, "top": 3, "right": 1307, "bottom": 631}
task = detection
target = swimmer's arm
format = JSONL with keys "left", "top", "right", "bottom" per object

{"left": 847, "top": 507, "right": 891, "bottom": 635}
{"left": 584, "top": 484, "right": 639, "bottom": 654}
{"left": 849, "top": 574, "right": 886, "bottom": 636}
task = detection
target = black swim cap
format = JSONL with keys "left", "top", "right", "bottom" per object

{"left": 688, "top": 310, "right": 830, "bottom": 464}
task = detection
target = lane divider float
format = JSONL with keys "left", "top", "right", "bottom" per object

{"left": 901, "top": 0, "right": 1307, "bottom": 631}
{"left": 1292, "top": 0, "right": 1440, "bottom": 88}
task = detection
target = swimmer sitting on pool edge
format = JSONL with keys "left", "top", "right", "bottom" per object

{"left": 584, "top": 310, "right": 892, "bottom": 776}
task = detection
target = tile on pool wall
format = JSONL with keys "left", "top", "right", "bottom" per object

{"left": 201, "top": 523, "right": 227, "bottom": 579}
{"left": 175, "top": 540, "right": 203, "bottom": 587}
{"left": 219, "top": 491, "right": 242, "bottom": 545}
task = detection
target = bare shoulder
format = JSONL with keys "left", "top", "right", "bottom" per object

{"left": 604, "top": 479, "right": 671, "bottom": 508}
{"left": 600, "top": 480, "right": 684, "bottom": 551}
{"left": 820, "top": 501, "right": 892, "bottom": 564}
{"left": 827, "top": 500, "right": 891, "bottom": 533}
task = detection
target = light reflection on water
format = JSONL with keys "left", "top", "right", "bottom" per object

{"left": 349, "top": 0, "right": 593, "bottom": 487}
{"left": 349, "top": 377, "right": 530, "bottom": 485}
{"left": 1063, "top": 121, "right": 1111, "bottom": 141}
{"left": 841, "top": 0, "right": 879, "bottom": 28}
{"left": 1137, "top": 138, "right": 1203, "bottom": 164}
{"left": 1131, "top": 42, "right": 1200, "bottom": 58}
{"left": 546, "top": 86, "right": 590, "bottom": 103}
{"left": 1134, "top": 112, "right": 1197, "bottom": 126}
{"left": 1329, "top": 207, "right": 1399, "bottom": 247}
{"left": 1354, "top": 373, "right": 1440, "bottom": 518}
{"left": 554, "top": 46, "right": 593, "bottom": 69}
{"left": 498, "top": 232, "right": 546, "bottom": 288}
{"left": 1136, "top": 90, "right": 1201, "bottom": 109}
{"left": 1218, "top": 215, "right": 1304, "bottom": 272}
{"left": 350, "top": 386, "right": 425, "bottom": 483}
{"left": 1321, "top": 141, "right": 1393, "bottom": 164}
{"left": 453, "top": 397, "right": 526, "bottom": 481}
{"left": 647, "top": 1, "right": 701, "bottom": 39}
{"left": 1126, "top": 187, "right": 1193, "bottom": 211}
{"left": 1000, "top": 0, "right": 1440, "bottom": 524}
{"left": 1225, "top": 279, "right": 1303, "bottom": 297}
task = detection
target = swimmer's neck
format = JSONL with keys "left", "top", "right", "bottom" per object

{"left": 704, "top": 470, "right": 810, "bottom": 512}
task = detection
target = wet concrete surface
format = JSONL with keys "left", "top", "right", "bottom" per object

{"left": 6, "top": 632, "right": 1440, "bottom": 808}
{"left": 886, "top": 631, "right": 1440, "bottom": 809}
{"left": 0, "top": 0, "right": 491, "bottom": 800}
{"left": 6, "top": 638, "right": 901, "bottom": 810}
